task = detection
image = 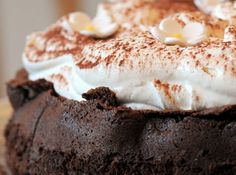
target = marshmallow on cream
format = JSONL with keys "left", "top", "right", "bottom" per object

{"left": 68, "top": 5, "right": 118, "bottom": 38}
{"left": 212, "top": 1, "right": 236, "bottom": 24}
{"left": 194, "top": 0, "right": 229, "bottom": 14}
{"left": 194, "top": 0, "right": 236, "bottom": 24}
{"left": 150, "top": 15, "right": 207, "bottom": 46}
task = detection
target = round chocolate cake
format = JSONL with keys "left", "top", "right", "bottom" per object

{"left": 5, "top": 0, "right": 236, "bottom": 174}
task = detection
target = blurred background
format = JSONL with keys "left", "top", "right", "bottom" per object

{"left": 0, "top": 0, "right": 101, "bottom": 98}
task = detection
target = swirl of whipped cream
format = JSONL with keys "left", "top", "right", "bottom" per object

{"left": 23, "top": 1, "right": 236, "bottom": 111}
{"left": 224, "top": 25, "right": 236, "bottom": 42}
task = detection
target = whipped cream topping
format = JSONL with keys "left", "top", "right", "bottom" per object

{"left": 23, "top": 1, "right": 236, "bottom": 111}
{"left": 224, "top": 25, "right": 236, "bottom": 42}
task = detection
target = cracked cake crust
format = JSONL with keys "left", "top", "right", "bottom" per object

{"left": 5, "top": 70, "right": 236, "bottom": 175}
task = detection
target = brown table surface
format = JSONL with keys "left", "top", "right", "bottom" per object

{"left": 0, "top": 98, "right": 12, "bottom": 174}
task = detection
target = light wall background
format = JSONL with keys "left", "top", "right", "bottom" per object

{"left": 0, "top": 0, "right": 101, "bottom": 97}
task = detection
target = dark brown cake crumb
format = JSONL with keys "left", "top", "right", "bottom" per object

{"left": 82, "top": 87, "right": 118, "bottom": 107}
{"left": 5, "top": 71, "right": 236, "bottom": 175}
{"left": 7, "top": 69, "right": 54, "bottom": 110}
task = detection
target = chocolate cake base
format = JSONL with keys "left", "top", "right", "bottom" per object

{"left": 5, "top": 70, "right": 236, "bottom": 175}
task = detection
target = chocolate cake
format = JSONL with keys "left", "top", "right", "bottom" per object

{"left": 5, "top": 0, "right": 236, "bottom": 174}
